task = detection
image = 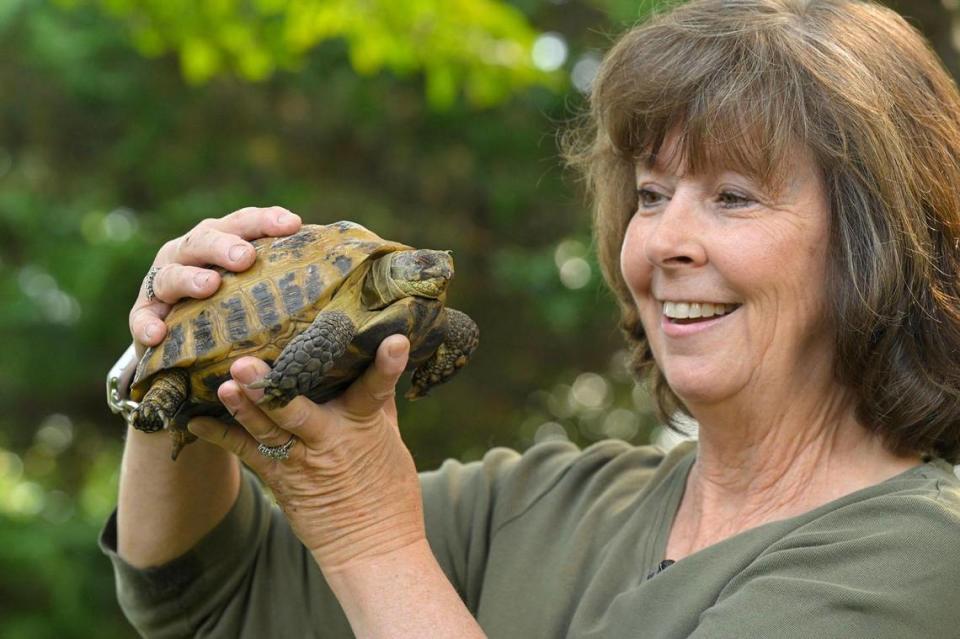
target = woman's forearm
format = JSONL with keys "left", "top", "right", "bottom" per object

{"left": 116, "top": 208, "right": 299, "bottom": 569}
{"left": 116, "top": 426, "right": 241, "bottom": 568}
{"left": 322, "top": 538, "right": 486, "bottom": 639}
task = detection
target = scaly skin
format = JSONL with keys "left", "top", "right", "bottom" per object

{"left": 406, "top": 309, "right": 479, "bottom": 399}
{"left": 131, "top": 368, "right": 190, "bottom": 433}
{"left": 249, "top": 310, "right": 357, "bottom": 409}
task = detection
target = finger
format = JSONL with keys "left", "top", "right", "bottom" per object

{"left": 230, "top": 356, "right": 273, "bottom": 403}
{"left": 166, "top": 225, "right": 259, "bottom": 271}
{"left": 147, "top": 264, "right": 223, "bottom": 305}
{"left": 186, "top": 417, "right": 271, "bottom": 472}
{"left": 129, "top": 302, "right": 170, "bottom": 347}
{"left": 128, "top": 263, "right": 219, "bottom": 345}
{"left": 216, "top": 206, "right": 302, "bottom": 241}
{"left": 338, "top": 335, "right": 410, "bottom": 421}
{"left": 129, "top": 208, "right": 300, "bottom": 347}
{"left": 156, "top": 207, "right": 301, "bottom": 269}
{"left": 231, "top": 357, "right": 330, "bottom": 445}
{"left": 218, "top": 378, "right": 292, "bottom": 448}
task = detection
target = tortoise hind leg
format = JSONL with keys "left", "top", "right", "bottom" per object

{"left": 131, "top": 368, "right": 195, "bottom": 460}
{"left": 249, "top": 310, "right": 357, "bottom": 409}
{"left": 132, "top": 368, "right": 189, "bottom": 433}
{"left": 405, "top": 308, "right": 479, "bottom": 400}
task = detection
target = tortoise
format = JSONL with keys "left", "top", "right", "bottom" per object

{"left": 129, "top": 221, "right": 479, "bottom": 460}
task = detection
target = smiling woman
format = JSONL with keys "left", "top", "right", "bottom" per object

{"left": 558, "top": 0, "right": 960, "bottom": 631}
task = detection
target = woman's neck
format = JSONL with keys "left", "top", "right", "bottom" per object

{"left": 665, "top": 393, "right": 922, "bottom": 561}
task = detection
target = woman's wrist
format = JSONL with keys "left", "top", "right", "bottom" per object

{"left": 117, "top": 426, "right": 241, "bottom": 568}
{"left": 321, "top": 537, "right": 486, "bottom": 639}
{"left": 307, "top": 516, "right": 426, "bottom": 573}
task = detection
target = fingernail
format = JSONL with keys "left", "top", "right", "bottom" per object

{"left": 229, "top": 244, "right": 250, "bottom": 262}
{"left": 388, "top": 340, "right": 404, "bottom": 359}
{"left": 276, "top": 211, "right": 296, "bottom": 225}
{"left": 194, "top": 272, "right": 211, "bottom": 289}
{"left": 220, "top": 389, "right": 236, "bottom": 407}
{"left": 144, "top": 323, "right": 158, "bottom": 341}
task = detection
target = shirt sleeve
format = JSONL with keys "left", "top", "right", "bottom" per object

{"left": 688, "top": 491, "right": 960, "bottom": 639}
{"left": 99, "top": 440, "right": 586, "bottom": 637}
{"left": 100, "top": 469, "right": 353, "bottom": 638}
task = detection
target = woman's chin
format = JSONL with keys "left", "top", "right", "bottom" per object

{"left": 663, "top": 369, "right": 740, "bottom": 407}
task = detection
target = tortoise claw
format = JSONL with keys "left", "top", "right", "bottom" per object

{"left": 255, "top": 390, "right": 292, "bottom": 410}
{"left": 132, "top": 403, "right": 171, "bottom": 433}
{"left": 403, "top": 387, "right": 427, "bottom": 401}
{"left": 169, "top": 427, "right": 197, "bottom": 461}
{"left": 244, "top": 370, "right": 298, "bottom": 408}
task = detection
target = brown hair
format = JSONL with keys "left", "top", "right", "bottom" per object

{"left": 564, "top": 0, "right": 960, "bottom": 462}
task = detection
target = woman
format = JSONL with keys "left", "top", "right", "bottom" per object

{"left": 102, "top": 1, "right": 960, "bottom": 637}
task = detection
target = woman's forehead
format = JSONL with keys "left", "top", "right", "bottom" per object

{"left": 634, "top": 128, "right": 746, "bottom": 171}
{"left": 632, "top": 127, "right": 809, "bottom": 190}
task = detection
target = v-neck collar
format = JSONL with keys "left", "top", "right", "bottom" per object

{"left": 643, "top": 441, "right": 953, "bottom": 576}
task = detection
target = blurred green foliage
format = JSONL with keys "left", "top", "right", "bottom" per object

{"left": 68, "top": 0, "right": 562, "bottom": 107}
{"left": 2, "top": 0, "right": 955, "bottom": 635}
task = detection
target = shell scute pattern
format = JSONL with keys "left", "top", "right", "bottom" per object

{"left": 131, "top": 222, "right": 409, "bottom": 408}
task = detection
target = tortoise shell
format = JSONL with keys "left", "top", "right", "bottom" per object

{"left": 130, "top": 221, "right": 413, "bottom": 421}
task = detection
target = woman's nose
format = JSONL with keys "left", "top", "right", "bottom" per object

{"left": 643, "top": 195, "right": 707, "bottom": 269}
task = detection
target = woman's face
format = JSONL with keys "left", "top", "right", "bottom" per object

{"left": 620, "top": 138, "right": 834, "bottom": 408}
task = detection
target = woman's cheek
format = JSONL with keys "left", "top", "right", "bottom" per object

{"left": 619, "top": 222, "right": 649, "bottom": 299}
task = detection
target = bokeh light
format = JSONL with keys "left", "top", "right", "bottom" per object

{"left": 532, "top": 32, "right": 568, "bottom": 71}
{"left": 571, "top": 52, "right": 601, "bottom": 93}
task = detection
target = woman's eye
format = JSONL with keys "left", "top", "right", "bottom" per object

{"left": 717, "top": 191, "right": 752, "bottom": 208}
{"left": 637, "top": 188, "right": 665, "bottom": 207}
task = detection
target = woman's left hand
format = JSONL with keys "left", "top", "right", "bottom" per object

{"left": 186, "top": 334, "right": 425, "bottom": 572}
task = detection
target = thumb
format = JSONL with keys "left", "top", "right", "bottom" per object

{"left": 339, "top": 334, "right": 409, "bottom": 421}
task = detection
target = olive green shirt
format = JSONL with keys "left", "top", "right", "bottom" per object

{"left": 100, "top": 440, "right": 960, "bottom": 638}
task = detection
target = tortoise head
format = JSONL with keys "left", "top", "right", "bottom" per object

{"left": 389, "top": 249, "right": 454, "bottom": 298}
{"left": 363, "top": 249, "right": 454, "bottom": 309}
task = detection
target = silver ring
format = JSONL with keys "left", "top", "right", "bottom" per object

{"left": 144, "top": 265, "right": 162, "bottom": 302}
{"left": 257, "top": 435, "right": 298, "bottom": 460}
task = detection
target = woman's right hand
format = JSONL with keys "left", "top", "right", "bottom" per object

{"left": 128, "top": 206, "right": 302, "bottom": 354}
{"left": 188, "top": 337, "right": 423, "bottom": 571}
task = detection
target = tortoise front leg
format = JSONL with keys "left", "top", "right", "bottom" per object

{"left": 249, "top": 310, "right": 356, "bottom": 409}
{"left": 405, "top": 308, "right": 479, "bottom": 400}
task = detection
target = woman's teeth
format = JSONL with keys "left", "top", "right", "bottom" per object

{"left": 662, "top": 301, "right": 738, "bottom": 320}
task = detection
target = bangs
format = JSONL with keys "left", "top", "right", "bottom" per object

{"left": 594, "top": 17, "right": 811, "bottom": 194}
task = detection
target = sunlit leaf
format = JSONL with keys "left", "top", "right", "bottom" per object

{"left": 181, "top": 36, "right": 221, "bottom": 83}
{"left": 65, "top": 0, "right": 560, "bottom": 107}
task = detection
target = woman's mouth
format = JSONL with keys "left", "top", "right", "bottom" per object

{"left": 660, "top": 301, "right": 741, "bottom": 335}
{"left": 663, "top": 301, "right": 739, "bottom": 323}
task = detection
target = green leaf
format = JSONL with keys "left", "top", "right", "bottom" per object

{"left": 181, "top": 36, "right": 221, "bottom": 83}
{"left": 65, "top": 0, "right": 561, "bottom": 107}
